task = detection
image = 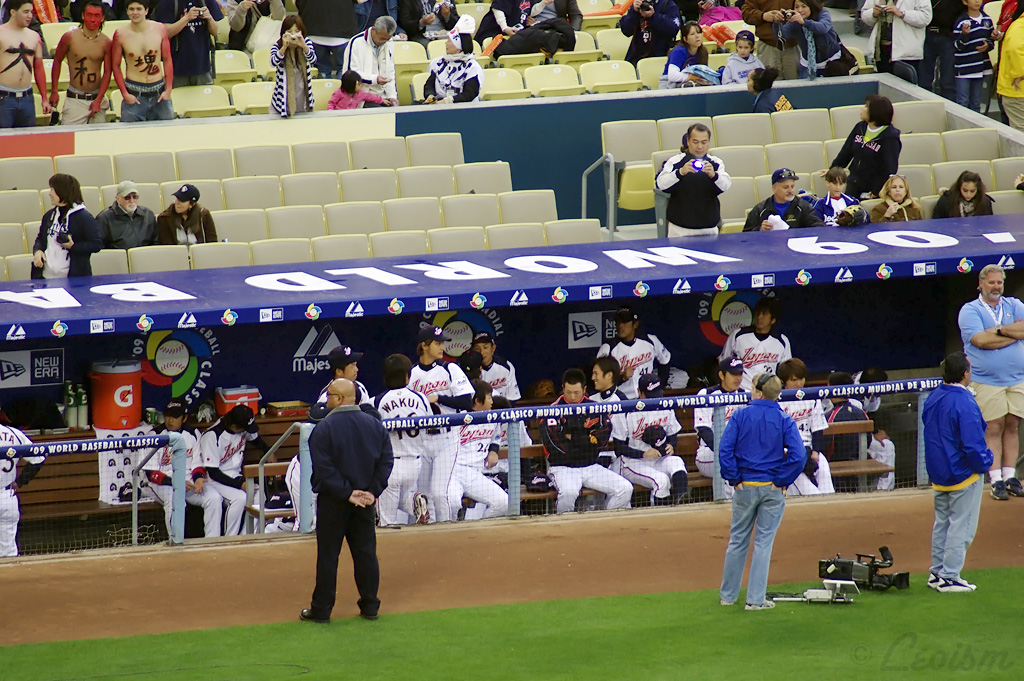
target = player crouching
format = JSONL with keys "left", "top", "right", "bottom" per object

{"left": 450, "top": 380, "right": 509, "bottom": 519}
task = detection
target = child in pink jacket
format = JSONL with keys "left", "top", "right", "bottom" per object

{"left": 328, "top": 70, "right": 394, "bottom": 110}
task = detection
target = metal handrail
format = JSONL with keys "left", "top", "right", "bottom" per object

{"left": 581, "top": 152, "right": 619, "bottom": 234}
{"left": 256, "top": 422, "right": 302, "bottom": 532}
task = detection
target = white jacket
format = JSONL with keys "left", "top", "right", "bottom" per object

{"left": 860, "top": 0, "right": 932, "bottom": 62}
{"left": 341, "top": 28, "right": 398, "bottom": 101}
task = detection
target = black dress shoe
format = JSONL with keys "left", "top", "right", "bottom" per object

{"left": 359, "top": 612, "right": 379, "bottom": 621}
{"left": 300, "top": 609, "right": 330, "bottom": 623}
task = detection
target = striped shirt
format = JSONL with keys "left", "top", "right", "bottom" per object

{"left": 953, "top": 12, "right": 995, "bottom": 79}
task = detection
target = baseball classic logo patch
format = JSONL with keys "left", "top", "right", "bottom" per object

{"left": 133, "top": 329, "right": 221, "bottom": 408}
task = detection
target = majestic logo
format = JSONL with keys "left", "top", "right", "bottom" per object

{"left": 0, "top": 360, "right": 26, "bottom": 381}
{"left": 672, "top": 279, "right": 691, "bottom": 295}
{"left": 305, "top": 304, "right": 322, "bottom": 321}
{"left": 425, "top": 297, "right": 449, "bottom": 312}
{"left": 90, "top": 319, "right": 115, "bottom": 334}
{"left": 388, "top": 298, "right": 405, "bottom": 315}
{"left": 795, "top": 269, "right": 812, "bottom": 286}
{"left": 697, "top": 290, "right": 770, "bottom": 347}
{"left": 834, "top": 267, "right": 853, "bottom": 284}
{"left": 571, "top": 320, "right": 598, "bottom": 341}
{"left": 259, "top": 307, "right": 284, "bottom": 323}
{"left": 633, "top": 281, "right": 650, "bottom": 298}
{"left": 751, "top": 273, "right": 775, "bottom": 288}
{"left": 51, "top": 321, "right": 68, "bottom": 338}
{"left": 177, "top": 312, "right": 197, "bottom": 329}
{"left": 714, "top": 275, "right": 730, "bottom": 291}
{"left": 133, "top": 328, "right": 220, "bottom": 408}
{"left": 589, "top": 285, "right": 612, "bottom": 300}
{"left": 345, "top": 302, "right": 365, "bottom": 318}
{"left": 998, "top": 255, "right": 1016, "bottom": 270}
{"left": 221, "top": 309, "right": 238, "bottom": 326}
{"left": 292, "top": 324, "right": 342, "bottom": 374}
{"left": 876, "top": 264, "right": 893, "bottom": 280}
{"left": 509, "top": 290, "right": 529, "bottom": 307}
{"left": 552, "top": 287, "right": 568, "bottom": 304}
{"left": 137, "top": 315, "right": 154, "bottom": 332}
{"left": 470, "top": 293, "right": 487, "bottom": 309}
{"left": 958, "top": 257, "right": 974, "bottom": 274}
{"left": 6, "top": 325, "right": 26, "bottom": 341}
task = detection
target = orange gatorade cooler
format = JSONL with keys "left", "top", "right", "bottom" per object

{"left": 215, "top": 386, "right": 262, "bottom": 415}
{"left": 89, "top": 361, "right": 143, "bottom": 429}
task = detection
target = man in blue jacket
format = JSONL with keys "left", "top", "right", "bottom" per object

{"left": 620, "top": 0, "right": 680, "bottom": 65}
{"left": 921, "top": 352, "right": 994, "bottom": 594}
{"left": 719, "top": 373, "right": 806, "bottom": 610}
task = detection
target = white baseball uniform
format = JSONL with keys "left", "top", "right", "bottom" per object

{"left": 451, "top": 422, "right": 508, "bottom": 518}
{"left": 200, "top": 419, "right": 256, "bottom": 536}
{"left": 613, "top": 409, "right": 687, "bottom": 501}
{"left": 0, "top": 424, "right": 44, "bottom": 558}
{"left": 694, "top": 385, "right": 744, "bottom": 500}
{"left": 480, "top": 356, "right": 521, "bottom": 400}
{"left": 781, "top": 400, "right": 835, "bottom": 495}
{"left": 589, "top": 387, "right": 629, "bottom": 465}
{"left": 317, "top": 380, "right": 371, "bottom": 406}
{"left": 868, "top": 436, "right": 895, "bottom": 490}
{"left": 408, "top": 360, "right": 473, "bottom": 523}
{"left": 597, "top": 334, "right": 672, "bottom": 399}
{"left": 143, "top": 425, "right": 225, "bottom": 537}
{"left": 374, "top": 387, "right": 432, "bottom": 526}
{"left": 719, "top": 327, "right": 792, "bottom": 391}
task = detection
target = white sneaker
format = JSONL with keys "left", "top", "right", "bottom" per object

{"left": 936, "top": 577, "right": 977, "bottom": 593}
{"left": 927, "top": 573, "right": 941, "bottom": 590}
{"left": 412, "top": 493, "right": 430, "bottom": 524}
{"left": 720, "top": 599, "right": 735, "bottom": 606}
{"left": 744, "top": 600, "right": 776, "bottom": 610}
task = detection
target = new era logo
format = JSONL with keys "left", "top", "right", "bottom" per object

{"left": 177, "top": 312, "right": 197, "bottom": 329}
{"left": 0, "top": 359, "right": 26, "bottom": 381}
{"left": 259, "top": 307, "right": 284, "bottom": 323}
{"left": 834, "top": 268, "right": 853, "bottom": 283}
{"left": 425, "top": 297, "right": 449, "bottom": 312}
{"left": 89, "top": 319, "right": 114, "bottom": 334}
{"left": 588, "top": 285, "right": 612, "bottom": 300}
{"left": 509, "top": 290, "right": 529, "bottom": 306}
{"left": 672, "top": 279, "right": 691, "bottom": 295}
{"left": 5, "top": 325, "right": 26, "bottom": 341}
{"left": 345, "top": 302, "right": 365, "bottom": 318}
{"left": 571, "top": 320, "right": 597, "bottom": 341}
{"left": 751, "top": 274, "right": 775, "bottom": 288}
{"left": 913, "top": 262, "right": 937, "bottom": 277}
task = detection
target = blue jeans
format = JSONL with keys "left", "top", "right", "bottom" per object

{"left": 0, "top": 93, "right": 35, "bottom": 128}
{"left": 956, "top": 77, "right": 984, "bottom": 113}
{"left": 313, "top": 42, "right": 347, "bottom": 79}
{"left": 930, "top": 476, "right": 983, "bottom": 580}
{"left": 120, "top": 91, "right": 174, "bottom": 123}
{"left": 720, "top": 485, "right": 786, "bottom": 606}
{"left": 918, "top": 32, "right": 956, "bottom": 101}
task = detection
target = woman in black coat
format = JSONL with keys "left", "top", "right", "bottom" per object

{"left": 31, "top": 173, "right": 102, "bottom": 279}
{"left": 827, "top": 94, "right": 902, "bottom": 199}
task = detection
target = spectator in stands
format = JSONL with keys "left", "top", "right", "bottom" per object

{"left": 720, "top": 296, "right": 792, "bottom": 391}
{"left": 225, "top": 0, "right": 285, "bottom": 52}
{"left": 957, "top": 263, "right": 1024, "bottom": 501}
{"left": 330, "top": 69, "right": 391, "bottom": 108}
{"left": 860, "top": 0, "right": 931, "bottom": 79}
{"left": 49, "top": 1, "right": 112, "bottom": 126}
{"left": 777, "top": 359, "right": 835, "bottom": 496}
{"left": 743, "top": 168, "right": 824, "bottom": 231}
{"left": 998, "top": 5, "right": 1024, "bottom": 132}
{"left": 694, "top": 357, "right": 746, "bottom": 499}
{"left": 342, "top": 16, "right": 399, "bottom": 106}
{"left": 541, "top": 368, "right": 634, "bottom": 514}
{"left": 659, "top": 20, "right": 708, "bottom": 88}
{"left": 868, "top": 174, "right": 923, "bottom": 222}
{"left": 111, "top": 0, "right": 174, "bottom": 123}
{"left": 748, "top": 66, "right": 792, "bottom": 112}
{"left": 620, "top": 0, "right": 682, "bottom": 66}
{"left": 780, "top": 0, "right": 855, "bottom": 78}
{"left": 154, "top": 0, "right": 222, "bottom": 88}
{"left": 493, "top": 0, "right": 580, "bottom": 57}
{"left": 69, "top": 0, "right": 125, "bottom": 22}
{"left": 270, "top": 15, "right": 316, "bottom": 117}
{"left": 96, "top": 180, "right": 158, "bottom": 250}
{"left": 655, "top": 122, "right": 732, "bottom": 237}
{"left": 31, "top": 173, "right": 101, "bottom": 279}
{"left": 423, "top": 14, "right": 484, "bottom": 103}
{"left": 400, "top": 0, "right": 459, "bottom": 47}
{"left": 157, "top": 183, "right": 217, "bottom": 245}
{"left": 952, "top": 0, "right": 998, "bottom": 112}
{"left": 0, "top": 0, "right": 51, "bottom": 128}
{"left": 918, "top": 0, "right": 960, "bottom": 101}
{"left": 932, "top": 170, "right": 993, "bottom": 219}
{"left": 474, "top": 0, "right": 532, "bottom": 45}
{"left": 297, "top": 0, "right": 358, "bottom": 79}
{"left": 741, "top": 0, "right": 799, "bottom": 79}
{"left": 812, "top": 167, "right": 864, "bottom": 226}
{"left": 828, "top": 94, "right": 902, "bottom": 199}
{"left": 356, "top": 0, "right": 407, "bottom": 40}
{"left": 721, "top": 30, "right": 764, "bottom": 85}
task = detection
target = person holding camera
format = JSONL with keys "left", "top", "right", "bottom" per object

{"left": 655, "top": 122, "right": 732, "bottom": 237}
{"left": 400, "top": 0, "right": 460, "bottom": 46}
{"left": 741, "top": 0, "right": 800, "bottom": 79}
{"left": 620, "top": 0, "right": 681, "bottom": 65}
{"left": 270, "top": 15, "right": 316, "bottom": 116}
{"left": 154, "top": 0, "right": 222, "bottom": 87}
{"left": 474, "top": 0, "right": 533, "bottom": 44}
{"left": 860, "top": 0, "right": 932, "bottom": 77}
{"left": 226, "top": 0, "right": 285, "bottom": 52}
{"left": 31, "top": 173, "right": 102, "bottom": 279}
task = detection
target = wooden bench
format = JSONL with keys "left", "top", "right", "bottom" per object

{"left": 242, "top": 461, "right": 297, "bottom": 533}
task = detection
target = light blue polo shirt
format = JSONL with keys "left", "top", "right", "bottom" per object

{"left": 959, "top": 296, "right": 1024, "bottom": 386}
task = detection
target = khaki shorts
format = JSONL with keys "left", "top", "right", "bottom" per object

{"left": 60, "top": 95, "right": 107, "bottom": 126}
{"left": 970, "top": 380, "right": 1024, "bottom": 422}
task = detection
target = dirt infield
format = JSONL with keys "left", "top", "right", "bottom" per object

{"left": 3, "top": 490, "right": 1023, "bottom": 646}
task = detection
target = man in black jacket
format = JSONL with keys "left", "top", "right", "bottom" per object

{"left": 297, "top": 0, "right": 359, "bottom": 79}
{"left": 399, "top": 0, "right": 459, "bottom": 46}
{"left": 95, "top": 180, "right": 158, "bottom": 250}
{"left": 918, "top": 0, "right": 961, "bottom": 101}
{"left": 301, "top": 378, "right": 394, "bottom": 624}
{"left": 655, "top": 122, "right": 732, "bottom": 237}
{"left": 493, "top": 0, "right": 582, "bottom": 57}
{"left": 743, "top": 168, "right": 824, "bottom": 231}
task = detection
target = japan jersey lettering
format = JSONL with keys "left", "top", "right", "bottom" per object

{"left": 597, "top": 334, "right": 671, "bottom": 399}
{"left": 781, "top": 400, "right": 827, "bottom": 447}
{"left": 455, "top": 422, "right": 502, "bottom": 468}
{"left": 0, "top": 424, "right": 41, "bottom": 489}
{"left": 480, "top": 357, "right": 521, "bottom": 401}
{"left": 719, "top": 327, "right": 792, "bottom": 390}
{"left": 375, "top": 387, "right": 433, "bottom": 458}
{"left": 409, "top": 361, "right": 473, "bottom": 414}
{"left": 143, "top": 427, "right": 202, "bottom": 477}
{"left": 200, "top": 421, "right": 253, "bottom": 477}
{"left": 622, "top": 409, "right": 682, "bottom": 452}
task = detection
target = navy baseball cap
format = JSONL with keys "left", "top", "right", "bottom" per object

{"left": 328, "top": 345, "right": 363, "bottom": 370}
{"left": 172, "top": 183, "right": 201, "bottom": 203}
{"left": 226, "top": 405, "right": 258, "bottom": 433}
{"left": 308, "top": 403, "right": 330, "bottom": 423}
{"left": 638, "top": 373, "right": 663, "bottom": 398}
{"left": 641, "top": 424, "right": 670, "bottom": 455}
{"left": 735, "top": 30, "right": 755, "bottom": 44}
{"left": 458, "top": 349, "right": 482, "bottom": 374}
{"left": 614, "top": 306, "right": 638, "bottom": 323}
{"left": 771, "top": 168, "right": 799, "bottom": 184}
{"left": 417, "top": 325, "right": 447, "bottom": 344}
{"left": 163, "top": 399, "right": 187, "bottom": 417}
{"left": 472, "top": 332, "right": 494, "bottom": 345}
{"left": 719, "top": 357, "right": 745, "bottom": 375}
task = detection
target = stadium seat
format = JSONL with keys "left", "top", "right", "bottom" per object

{"left": 369, "top": 230, "right": 429, "bottom": 257}
{"left": 251, "top": 48, "right": 274, "bottom": 80}
{"left": 175, "top": 149, "right": 235, "bottom": 181}
{"left": 0, "top": 190, "right": 43, "bottom": 224}
{"left": 770, "top": 109, "right": 833, "bottom": 144}
{"left": 406, "top": 133, "right": 465, "bottom": 167}
{"left": 161, "top": 179, "right": 224, "bottom": 210}
{"left": 899, "top": 133, "right": 945, "bottom": 166}
{"left": 19, "top": 219, "right": 35, "bottom": 247}
{"left": 213, "top": 50, "right": 257, "bottom": 87}
{"left": 846, "top": 46, "right": 874, "bottom": 74}
{"left": 754, "top": 173, "right": 812, "bottom": 199}
{"left": 990, "top": 190, "right": 1024, "bottom": 215}
{"left": 480, "top": 69, "right": 531, "bottom": 100}
{"left": 712, "top": 145, "right": 768, "bottom": 177}
{"left": 580, "top": 60, "right": 642, "bottom": 93}
{"left": 383, "top": 197, "right": 443, "bottom": 231}
{"left": 79, "top": 186, "right": 103, "bottom": 216}
{"left": 210, "top": 209, "right": 269, "bottom": 242}
{"left": 499, "top": 190, "right": 557, "bottom": 223}
{"left": 720, "top": 221, "right": 745, "bottom": 234}
{"left": 658, "top": 117, "right": 713, "bottom": 151}
{"left": 425, "top": 39, "right": 450, "bottom": 61}
{"left": 0, "top": 223, "right": 26, "bottom": 257}
{"left": 41, "top": 22, "right": 74, "bottom": 52}
{"left": 5, "top": 254, "right": 33, "bottom": 281}
{"left": 454, "top": 161, "right": 513, "bottom": 195}
{"left": 824, "top": 138, "right": 845, "bottom": 166}
{"left": 718, "top": 176, "right": 758, "bottom": 222}
{"left": 440, "top": 193, "right": 501, "bottom": 228}
{"left": 427, "top": 226, "right": 487, "bottom": 253}
{"left": 636, "top": 57, "right": 666, "bottom": 90}
{"left": 351, "top": 138, "right": 409, "bottom": 170}
{"left": 232, "top": 82, "right": 275, "bottom": 114}
{"left": 920, "top": 195, "right": 940, "bottom": 219}
{"left": 234, "top": 145, "right": 293, "bottom": 177}
{"left": 250, "top": 238, "right": 312, "bottom": 265}
{"left": 325, "top": 201, "right": 387, "bottom": 236}
{"left": 90, "top": 249, "right": 130, "bottom": 276}
{"left": 311, "top": 79, "right": 341, "bottom": 110}
{"left": 859, "top": 198, "right": 883, "bottom": 215}
{"left": 941, "top": 128, "right": 1000, "bottom": 163}
{"left": 714, "top": 113, "right": 773, "bottom": 147}
{"left": 992, "top": 157, "right": 1024, "bottom": 191}
{"left": 101, "top": 183, "right": 162, "bottom": 211}
{"left": 0, "top": 156, "right": 53, "bottom": 192}
{"left": 396, "top": 166, "right": 456, "bottom": 198}
{"left": 892, "top": 100, "right": 947, "bottom": 133}
{"left": 932, "top": 161, "right": 993, "bottom": 192}
{"left": 114, "top": 152, "right": 176, "bottom": 185}
{"left": 222, "top": 176, "right": 283, "bottom": 210}
{"left": 764, "top": 142, "right": 826, "bottom": 175}
{"left": 544, "top": 219, "right": 603, "bottom": 245}
{"left": 523, "top": 64, "right": 585, "bottom": 97}
{"left": 708, "top": 52, "right": 729, "bottom": 70}
{"left": 171, "top": 85, "right": 234, "bottom": 118}
{"left": 485, "top": 222, "right": 545, "bottom": 250}
{"left": 281, "top": 172, "right": 341, "bottom": 206}
{"left": 189, "top": 242, "right": 252, "bottom": 269}
{"left": 392, "top": 40, "right": 430, "bottom": 81}
{"left": 829, "top": 105, "right": 863, "bottom": 138}
{"left": 339, "top": 169, "right": 399, "bottom": 202}
{"left": 651, "top": 150, "right": 674, "bottom": 174}
{"left": 54, "top": 154, "right": 114, "bottom": 188}
{"left": 494, "top": 51, "right": 548, "bottom": 76}
{"left": 579, "top": 0, "right": 618, "bottom": 36}
{"left": 293, "top": 142, "right": 352, "bottom": 173}
{"left": 550, "top": 32, "right": 603, "bottom": 70}
{"left": 129, "top": 245, "right": 190, "bottom": 273}
{"left": 311, "top": 234, "right": 371, "bottom": 261}
{"left": 266, "top": 205, "right": 327, "bottom": 239}
{"left": 603, "top": 120, "right": 660, "bottom": 164}
{"left": 897, "top": 165, "right": 935, "bottom": 197}
{"left": 410, "top": 71, "right": 431, "bottom": 103}
{"left": 595, "top": 29, "right": 631, "bottom": 61}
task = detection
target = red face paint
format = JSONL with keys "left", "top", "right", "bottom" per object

{"left": 83, "top": 6, "right": 104, "bottom": 31}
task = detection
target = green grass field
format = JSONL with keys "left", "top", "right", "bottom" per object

{"left": 6, "top": 568, "right": 1021, "bottom": 681}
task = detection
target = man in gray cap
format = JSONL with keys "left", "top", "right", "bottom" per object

{"left": 95, "top": 179, "right": 158, "bottom": 250}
